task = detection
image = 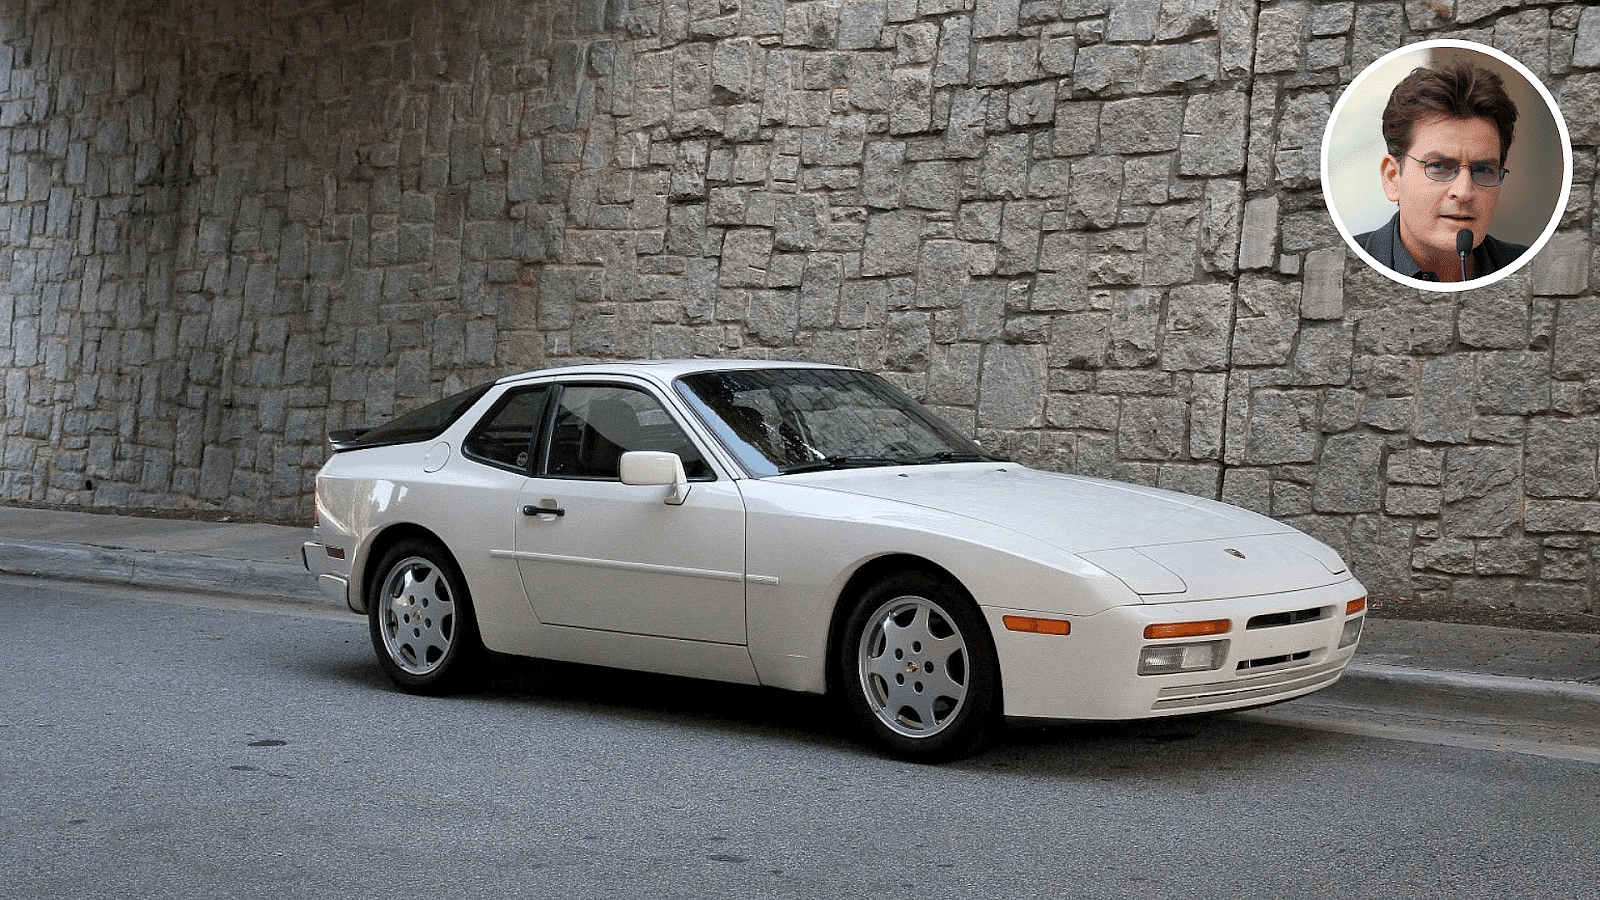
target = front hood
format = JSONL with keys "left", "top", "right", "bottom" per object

{"left": 787, "top": 464, "right": 1349, "bottom": 600}
{"left": 791, "top": 464, "right": 1273, "bottom": 551}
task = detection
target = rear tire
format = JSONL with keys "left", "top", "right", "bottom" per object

{"left": 367, "top": 539, "right": 485, "bottom": 694}
{"left": 839, "top": 571, "right": 1000, "bottom": 763}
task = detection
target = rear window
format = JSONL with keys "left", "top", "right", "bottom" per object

{"left": 328, "top": 383, "right": 493, "bottom": 452}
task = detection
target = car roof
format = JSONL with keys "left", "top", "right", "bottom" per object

{"left": 493, "top": 358, "right": 852, "bottom": 386}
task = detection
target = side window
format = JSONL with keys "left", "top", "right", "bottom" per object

{"left": 544, "top": 384, "right": 711, "bottom": 480}
{"left": 462, "top": 386, "right": 549, "bottom": 472}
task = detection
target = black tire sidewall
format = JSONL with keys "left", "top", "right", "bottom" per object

{"left": 367, "top": 538, "right": 482, "bottom": 694}
{"left": 839, "top": 570, "right": 1001, "bottom": 763}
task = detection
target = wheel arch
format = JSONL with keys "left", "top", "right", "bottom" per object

{"left": 823, "top": 553, "right": 985, "bottom": 697}
{"left": 351, "top": 522, "right": 458, "bottom": 615}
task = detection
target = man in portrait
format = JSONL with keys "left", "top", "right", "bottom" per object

{"left": 1354, "top": 58, "right": 1528, "bottom": 283}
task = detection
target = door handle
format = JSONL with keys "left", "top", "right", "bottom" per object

{"left": 522, "top": 502, "right": 565, "bottom": 518}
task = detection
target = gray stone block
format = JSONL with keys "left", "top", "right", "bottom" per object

{"left": 974, "top": 38, "right": 1043, "bottom": 87}
{"left": 1300, "top": 247, "right": 1345, "bottom": 320}
{"left": 1442, "top": 446, "right": 1520, "bottom": 538}
{"left": 1459, "top": 293, "right": 1530, "bottom": 349}
{"left": 1139, "top": 41, "right": 1218, "bottom": 93}
{"left": 1145, "top": 203, "right": 1200, "bottom": 285}
{"left": 1244, "top": 389, "right": 1321, "bottom": 465}
{"left": 1067, "top": 157, "right": 1121, "bottom": 229}
{"left": 977, "top": 343, "right": 1045, "bottom": 428}
{"left": 837, "top": 1, "right": 886, "bottom": 50}
{"left": 888, "top": 66, "right": 933, "bottom": 135}
{"left": 1576, "top": 7, "right": 1600, "bottom": 69}
{"left": 1527, "top": 500, "right": 1600, "bottom": 534}
{"left": 1237, "top": 196, "right": 1279, "bottom": 271}
{"left": 1220, "top": 465, "right": 1272, "bottom": 513}
{"left": 1313, "top": 431, "right": 1384, "bottom": 513}
{"left": 1385, "top": 485, "right": 1440, "bottom": 517}
{"left": 1039, "top": 29, "right": 1076, "bottom": 76}
{"left": 1414, "top": 539, "right": 1478, "bottom": 576}
{"left": 1180, "top": 92, "right": 1248, "bottom": 177}
{"left": 1072, "top": 44, "right": 1139, "bottom": 96}
{"left": 1476, "top": 351, "right": 1551, "bottom": 416}
{"left": 1161, "top": 283, "right": 1231, "bottom": 372}
{"left": 1254, "top": 2, "right": 1306, "bottom": 73}
{"left": 1552, "top": 298, "right": 1600, "bottom": 379}
{"left": 861, "top": 210, "right": 922, "bottom": 277}
{"left": 1108, "top": 1, "right": 1160, "bottom": 41}
{"left": 1527, "top": 417, "right": 1600, "bottom": 499}
{"left": 1107, "top": 288, "right": 1161, "bottom": 368}
{"left": 1291, "top": 323, "right": 1354, "bottom": 386}
{"left": 1532, "top": 231, "right": 1589, "bottom": 296}
{"left": 1117, "top": 396, "right": 1187, "bottom": 460}
{"left": 932, "top": 15, "right": 972, "bottom": 87}
{"left": 972, "top": 0, "right": 1021, "bottom": 39}
{"left": 1099, "top": 96, "right": 1183, "bottom": 154}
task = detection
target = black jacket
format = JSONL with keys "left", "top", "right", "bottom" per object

{"left": 1354, "top": 211, "right": 1529, "bottom": 282}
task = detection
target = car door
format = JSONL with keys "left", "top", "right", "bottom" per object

{"left": 512, "top": 380, "right": 749, "bottom": 645}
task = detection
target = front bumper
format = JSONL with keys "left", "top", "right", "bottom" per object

{"left": 988, "top": 579, "right": 1367, "bottom": 721}
{"left": 302, "top": 540, "right": 354, "bottom": 611}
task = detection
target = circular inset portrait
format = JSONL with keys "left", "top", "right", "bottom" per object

{"left": 1322, "top": 40, "right": 1571, "bottom": 291}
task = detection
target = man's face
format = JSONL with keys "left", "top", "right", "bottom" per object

{"left": 1381, "top": 115, "right": 1503, "bottom": 265}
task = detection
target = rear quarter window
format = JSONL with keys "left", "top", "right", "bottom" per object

{"left": 462, "top": 386, "right": 550, "bottom": 472}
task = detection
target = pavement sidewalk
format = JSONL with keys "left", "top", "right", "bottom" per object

{"left": 3, "top": 505, "right": 1598, "bottom": 728}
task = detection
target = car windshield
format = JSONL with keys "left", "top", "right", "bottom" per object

{"left": 676, "top": 368, "right": 997, "bottom": 476}
{"left": 328, "top": 383, "right": 493, "bottom": 452}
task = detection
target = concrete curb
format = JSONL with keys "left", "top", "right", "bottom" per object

{"left": 1338, "top": 662, "right": 1600, "bottom": 727}
{"left": 0, "top": 539, "right": 323, "bottom": 605}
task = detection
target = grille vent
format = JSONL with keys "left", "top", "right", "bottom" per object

{"left": 1246, "top": 606, "right": 1330, "bottom": 630}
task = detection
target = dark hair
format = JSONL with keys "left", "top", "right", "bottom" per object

{"left": 1382, "top": 58, "right": 1518, "bottom": 164}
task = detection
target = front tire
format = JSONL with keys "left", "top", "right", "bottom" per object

{"left": 367, "top": 539, "right": 484, "bottom": 694}
{"left": 839, "top": 571, "right": 1001, "bottom": 763}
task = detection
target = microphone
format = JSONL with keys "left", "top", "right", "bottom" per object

{"left": 1456, "top": 228, "right": 1473, "bottom": 281}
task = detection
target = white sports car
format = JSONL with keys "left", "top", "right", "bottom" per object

{"left": 304, "top": 360, "right": 1366, "bottom": 761}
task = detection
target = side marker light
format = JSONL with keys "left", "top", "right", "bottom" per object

{"left": 1003, "top": 615, "right": 1071, "bottom": 636}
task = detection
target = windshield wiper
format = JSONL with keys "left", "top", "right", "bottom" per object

{"left": 903, "top": 450, "right": 992, "bottom": 464}
{"left": 778, "top": 455, "right": 901, "bottom": 474}
{"left": 779, "top": 450, "right": 1002, "bottom": 473}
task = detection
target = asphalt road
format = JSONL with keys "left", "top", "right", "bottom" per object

{"left": 4, "top": 576, "right": 1598, "bottom": 900}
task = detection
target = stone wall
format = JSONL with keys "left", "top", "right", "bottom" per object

{"left": 1, "top": 0, "right": 1597, "bottom": 614}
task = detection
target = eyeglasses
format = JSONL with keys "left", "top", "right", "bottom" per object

{"left": 1402, "top": 154, "right": 1509, "bottom": 187}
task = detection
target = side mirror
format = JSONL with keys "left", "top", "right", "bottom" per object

{"left": 619, "top": 451, "right": 690, "bottom": 505}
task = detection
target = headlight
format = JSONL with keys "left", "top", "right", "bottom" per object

{"left": 1339, "top": 617, "right": 1364, "bottom": 649}
{"left": 1138, "top": 640, "right": 1228, "bottom": 675}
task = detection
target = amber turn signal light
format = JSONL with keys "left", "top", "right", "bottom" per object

{"left": 1143, "top": 619, "right": 1231, "bottom": 640}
